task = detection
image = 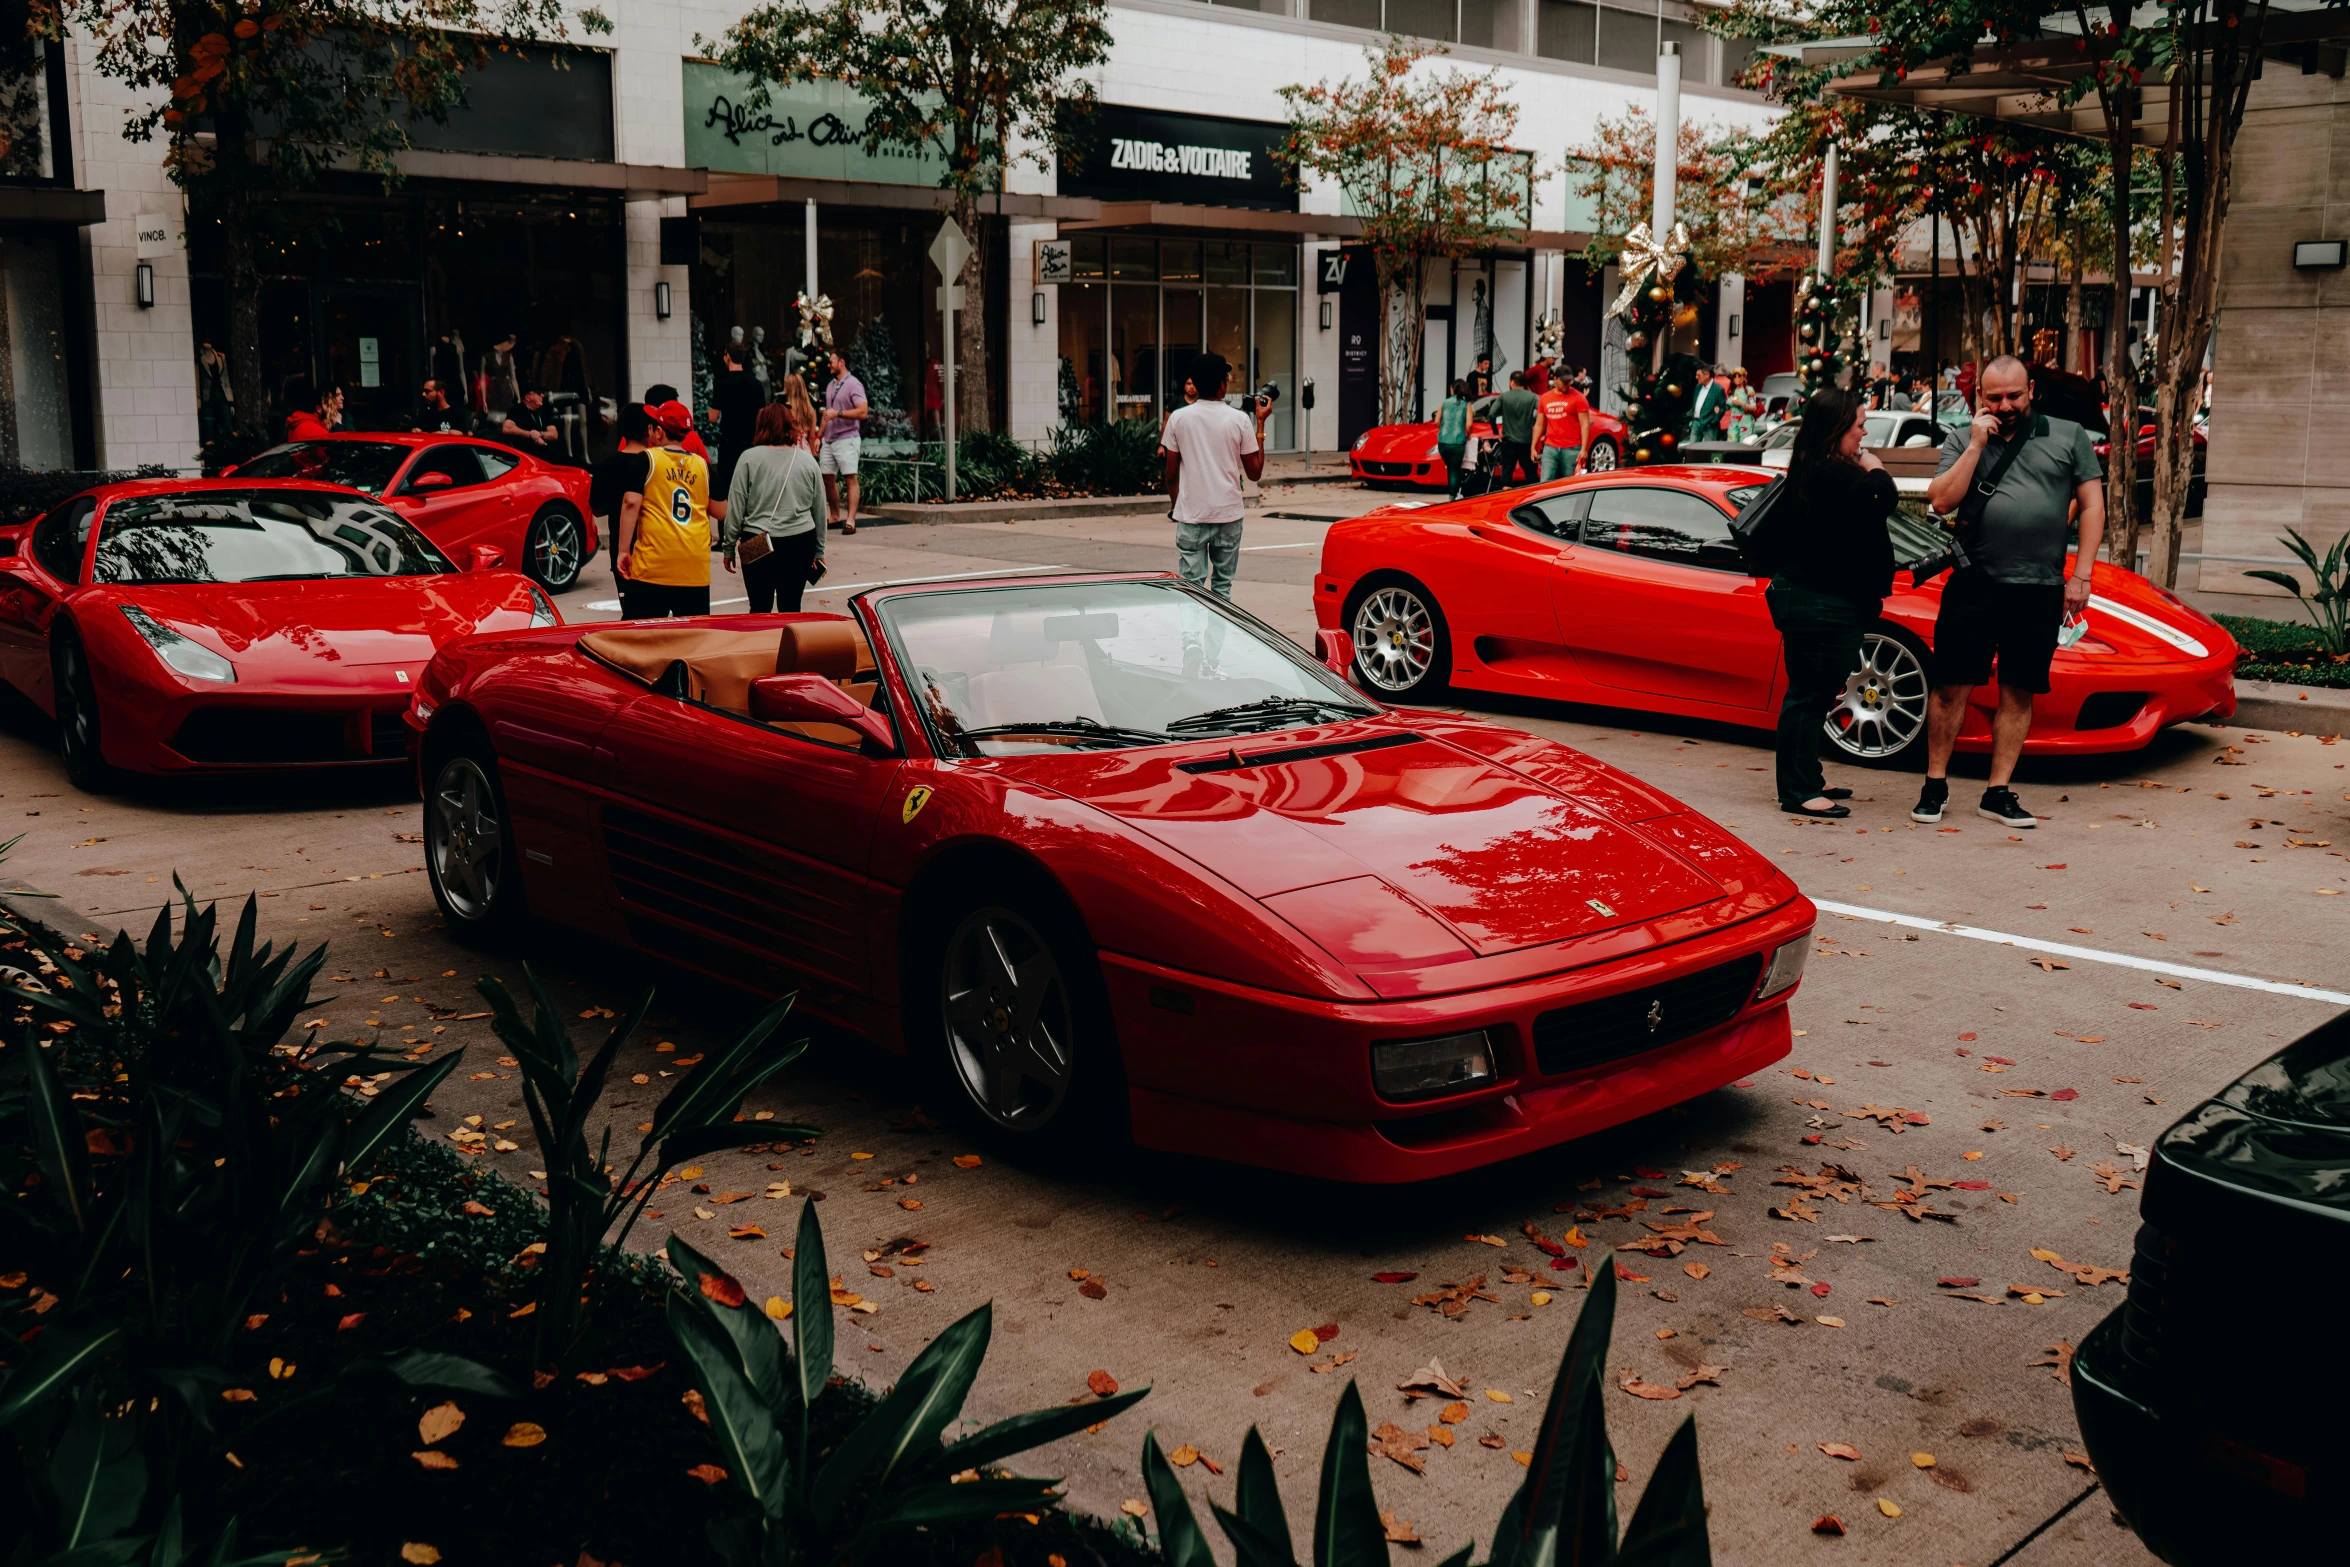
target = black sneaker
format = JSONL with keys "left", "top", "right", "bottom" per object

{"left": 1911, "top": 778, "right": 1948, "bottom": 824}
{"left": 1979, "top": 786, "right": 2037, "bottom": 828}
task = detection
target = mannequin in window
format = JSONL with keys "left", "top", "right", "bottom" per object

{"left": 196, "top": 343, "right": 235, "bottom": 443}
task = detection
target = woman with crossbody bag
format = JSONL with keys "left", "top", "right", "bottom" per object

{"left": 721, "top": 403, "right": 828, "bottom": 613}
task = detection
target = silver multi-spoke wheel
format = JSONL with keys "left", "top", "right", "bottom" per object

{"left": 1584, "top": 438, "right": 1619, "bottom": 472}
{"left": 528, "top": 509, "right": 584, "bottom": 591}
{"left": 428, "top": 756, "right": 505, "bottom": 922}
{"left": 941, "top": 907, "right": 1074, "bottom": 1132}
{"left": 1351, "top": 585, "right": 1438, "bottom": 694}
{"left": 1825, "top": 631, "right": 1928, "bottom": 761}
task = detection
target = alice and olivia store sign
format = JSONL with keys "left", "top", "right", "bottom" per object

{"left": 681, "top": 62, "right": 947, "bottom": 184}
{"left": 1055, "top": 105, "right": 1298, "bottom": 213}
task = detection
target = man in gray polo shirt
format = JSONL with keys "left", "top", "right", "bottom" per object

{"left": 1916, "top": 356, "right": 2104, "bottom": 828}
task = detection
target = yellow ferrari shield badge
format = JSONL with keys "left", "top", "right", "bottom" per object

{"left": 901, "top": 786, "right": 934, "bottom": 824}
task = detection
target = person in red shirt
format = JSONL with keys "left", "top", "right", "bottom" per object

{"left": 283, "top": 378, "right": 341, "bottom": 442}
{"left": 643, "top": 383, "right": 709, "bottom": 463}
{"left": 1534, "top": 378, "right": 1592, "bottom": 481}
{"left": 1528, "top": 356, "right": 1553, "bottom": 395}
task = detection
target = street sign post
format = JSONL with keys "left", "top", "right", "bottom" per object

{"left": 929, "top": 217, "right": 972, "bottom": 502}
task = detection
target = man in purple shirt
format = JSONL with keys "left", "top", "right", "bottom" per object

{"left": 821, "top": 350, "right": 869, "bottom": 534}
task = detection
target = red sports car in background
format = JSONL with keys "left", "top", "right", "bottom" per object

{"left": 1317, "top": 466, "right": 2237, "bottom": 764}
{"left": 232, "top": 433, "right": 596, "bottom": 591}
{"left": 409, "top": 572, "right": 1814, "bottom": 1181}
{"left": 1350, "top": 394, "right": 1630, "bottom": 489}
{"left": 0, "top": 479, "right": 558, "bottom": 790}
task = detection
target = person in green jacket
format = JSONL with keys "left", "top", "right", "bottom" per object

{"left": 1436, "top": 380, "right": 1472, "bottom": 500}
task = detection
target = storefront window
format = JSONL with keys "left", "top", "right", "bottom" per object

{"left": 0, "top": 234, "right": 76, "bottom": 469}
{"left": 1053, "top": 237, "right": 1300, "bottom": 448}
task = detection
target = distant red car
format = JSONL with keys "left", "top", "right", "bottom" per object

{"left": 232, "top": 432, "right": 596, "bottom": 591}
{"left": 0, "top": 479, "right": 558, "bottom": 790}
{"left": 1316, "top": 465, "right": 2238, "bottom": 763}
{"left": 410, "top": 572, "right": 1814, "bottom": 1182}
{"left": 1350, "top": 394, "right": 1630, "bottom": 489}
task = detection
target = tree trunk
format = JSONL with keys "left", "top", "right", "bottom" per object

{"left": 2099, "top": 75, "right": 2139, "bottom": 569}
{"left": 954, "top": 197, "right": 990, "bottom": 436}
{"left": 223, "top": 212, "right": 267, "bottom": 442}
{"left": 1374, "top": 248, "right": 1424, "bottom": 428}
{"left": 2064, "top": 223, "right": 2084, "bottom": 373}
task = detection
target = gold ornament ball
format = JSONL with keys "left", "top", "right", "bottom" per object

{"left": 1663, "top": 383, "right": 1682, "bottom": 399}
{"left": 1633, "top": 447, "right": 1652, "bottom": 463}
{"left": 1647, "top": 284, "right": 1671, "bottom": 303}
{"left": 1800, "top": 323, "right": 1817, "bottom": 341}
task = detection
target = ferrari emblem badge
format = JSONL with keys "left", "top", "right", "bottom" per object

{"left": 1646, "top": 999, "right": 1665, "bottom": 1033}
{"left": 1586, "top": 898, "right": 1616, "bottom": 917}
{"left": 901, "top": 786, "right": 934, "bottom": 824}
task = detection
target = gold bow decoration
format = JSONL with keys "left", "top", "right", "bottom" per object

{"left": 1605, "top": 221, "right": 1692, "bottom": 319}
{"left": 794, "top": 290, "right": 835, "bottom": 351}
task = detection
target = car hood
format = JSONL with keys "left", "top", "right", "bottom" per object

{"left": 1001, "top": 724, "right": 1729, "bottom": 961}
{"left": 119, "top": 573, "right": 542, "bottom": 667}
{"left": 2155, "top": 1009, "right": 2350, "bottom": 1217}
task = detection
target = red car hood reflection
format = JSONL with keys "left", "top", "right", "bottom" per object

{"left": 125, "top": 575, "right": 538, "bottom": 667}
{"left": 1005, "top": 727, "right": 1726, "bottom": 958}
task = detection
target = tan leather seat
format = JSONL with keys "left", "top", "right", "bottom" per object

{"left": 579, "top": 617, "right": 882, "bottom": 739}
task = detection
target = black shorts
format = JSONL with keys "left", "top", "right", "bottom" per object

{"left": 618, "top": 580, "right": 711, "bottom": 621}
{"left": 1929, "top": 571, "right": 2063, "bottom": 694}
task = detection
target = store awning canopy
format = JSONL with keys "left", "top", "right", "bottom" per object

{"left": 1776, "top": 2, "right": 2350, "bottom": 145}
{"left": 0, "top": 186, "right": 105, "bottom": 225}
{"left": 383, "top": 148, "right": 708, "bottom": 200}
{"left": 692, "top": 174, "right": 1098, "bottom": 219}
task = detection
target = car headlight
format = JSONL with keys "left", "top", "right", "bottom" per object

{"left": 529, "top": 588, "right": 558, "bottom": 628}
{"left": 1371, "top": 1030, "right": 1495, "bottom": 1102}
{"left": 1756, "top": 936, "right": 1809, "bottom": 1000}
{"left": 120, "top": 605, "right": 235, "bottom": 683}
{"left": 1425, "top": 444, "right": 1443, "bottom": 460}
{"left": 1353, "top": 432, "right": 1371, "bottom": 452}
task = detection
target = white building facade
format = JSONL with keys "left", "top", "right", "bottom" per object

{"left": 0, "top": 0, "right": 1776, "bottom": 476}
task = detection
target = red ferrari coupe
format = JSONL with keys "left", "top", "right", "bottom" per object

{"left": 231, "top": 433, "right": 596, "bottom": 592}
{"left": 0, "top": 479, "right": 558, "bottom": 790}
{"left": 408, "top": 573, "right": 1816, "bottom": 1181}
{"left": 1350, "top": 394, "right": 1630, "bottom": 489}
{"left": 1316, "top": 466, "right": 2238, "bottom": 764}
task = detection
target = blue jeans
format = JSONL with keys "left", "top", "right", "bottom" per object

{"left": 1176, "top": 520, "right": 1241, "bottom": 598}
{"left": 1540, "top": 446, "right": 1581, "bottom": 481}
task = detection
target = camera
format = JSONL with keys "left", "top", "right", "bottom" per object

{"left": 1254, "top": 381, "right": 1280, "bottom": 411}
{"left": 1901, "top": 527, "right": 1972, "bottom": 587}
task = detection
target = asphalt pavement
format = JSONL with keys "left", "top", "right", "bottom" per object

{"left": 6, "top": 486, "right": 2344, "bottom": 1566}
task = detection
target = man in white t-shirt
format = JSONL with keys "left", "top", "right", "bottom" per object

{"left": 1160, "top": 352, "right": 1269, "bottom": 599}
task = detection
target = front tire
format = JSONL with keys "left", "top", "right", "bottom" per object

{"left": 1345, "top": 576, "right": 1450, "bottom": 702}
{"left": 51, "top": 627, "right": 114, "bottom": 794}
{"left": 524, "top": 504, "right": 586, "bottom": 593}
{"left": 424, "top": 741, "right": 523, "bottom": 944}
{"left": 1584, "top": 437, "right": 1620, "bottom": 472}
{"left": 909, "top": 878, "right": 1125, "bottom": 1158}
{"left": 1822, "top": 626, "right": 1931, "bottom": 768}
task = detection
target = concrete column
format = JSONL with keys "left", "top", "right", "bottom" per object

{"left": 626, "top": 197, "right": 690, "bottom": 404}
{"left": 1007, "top": 219, "right": 1059, "bottom": 442}
{"left": 1713, "top": 272, "right": 1745, "bottom": 367}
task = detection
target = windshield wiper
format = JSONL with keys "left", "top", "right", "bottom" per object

{"left": 954, "top": 716, "right": 1172, "bottom": 751}
{"left": 239, "top": 572, "right": 341, "bottom": 582}
{"left": 1164, "top": 695, "right": 1365, "bottom": 736}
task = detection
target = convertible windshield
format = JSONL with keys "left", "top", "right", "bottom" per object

{"left": 880, "top": 579, "right": 1376, "bottom": 756}
{"left": 232, "top": 441, "right": 411, "bottom": 496}
{"left": 93, "top": 491, "right": 456, "bottom": 584}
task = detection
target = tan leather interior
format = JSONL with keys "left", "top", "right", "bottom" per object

{"left": 578, "top": 617, "right": 886, "bottom": 746}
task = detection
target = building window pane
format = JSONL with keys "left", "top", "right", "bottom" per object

{"left": 1719, "top": 34, "right": 1759, "bottom": 86}
{"left": 1164, "top": 288, "right": 1203, "bottom": 407}
{"left": 1205, "top": 287, "right": 1249, "bottom": 395}
{"left": 1109, "top": 238, "right": 1158, "bottom": 282}
{"left": 1203, "top": 241, "right": 1249, "bottom": 286}
{"left": 1251, "top": 288, "right": 1296, "bottom": 450}
{"left": 1309, "top": 0, "right": 1382, "bottom": 26}
{"left": 1070, "top": 235, "right": 1106, "bottom": 280}
{"left": 1385, "top": 0, "right": 1458, "bottom": 42}
{"left": 1110, "top": 284, "right": 1159, "bottom": 424}
{"left": 1536, "top": 0, "right": 1596, "bottom": 62}
{"left": 0, "top": 236, "right": 76, "bottom": 470}
{"left": 1251, "top": 245, "right": 1297, "bottom": 286}
{"left": 1213, "top": 0, "right": 1294, "bottom": 11}
{"left": 1161, "top": 241, "right": 1202, "bottom": 283}
{"left": 1460, "top": 0, "right": 1522, "bottom": 51}
{"left": 1059, "top": 282, "right": 1107, "bottom": 425}
{"left": 1595, "top": 4, "right": 1653, "bottom": 73}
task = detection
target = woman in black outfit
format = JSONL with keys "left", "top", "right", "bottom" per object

{"left": 1767, "top": 387, "right": 1899, "bottom": 819}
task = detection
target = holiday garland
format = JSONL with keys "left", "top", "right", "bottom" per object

{"left": 1794, "top": 270, "right": 1864, "bottom": 397}
{"left": 1606, "top": 221, "right": 1701, "bottom": 465}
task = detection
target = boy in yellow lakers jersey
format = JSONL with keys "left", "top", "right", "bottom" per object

{"left": 616, "top": 399, "right": 727, "bottom": 618}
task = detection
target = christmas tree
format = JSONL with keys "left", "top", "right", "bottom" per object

{"left": 689, "top": 311, "right": 719, "bottom": 447}
{"left": 848, "top": 317, "right": 907, "bottom": 441}
{"left": 1794, "top": 271, "right": 1861, "bottom": 397}
{"left": 1610, "top": 227, "right": 1701, "bottom": 466}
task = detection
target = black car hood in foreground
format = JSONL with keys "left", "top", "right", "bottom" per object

{"left": 2155, "top": 1008, "right": 2350, "bottom": 1221}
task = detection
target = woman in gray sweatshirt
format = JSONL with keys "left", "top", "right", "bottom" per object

{"left": 721, "top": 402, "right": 828, "bottom": 612}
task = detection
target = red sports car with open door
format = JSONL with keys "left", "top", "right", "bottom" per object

{"left": 231, "top": 432, "right": 596, "bottom": 591}
{"left": 409, "top": 572, "right": 1815, "bottom": 1181}
{"left": 0, "top": 479, "right": 557, "bottom": 791}
{"left": 1317, "top": 466, "right": 2237, "bottom": 765}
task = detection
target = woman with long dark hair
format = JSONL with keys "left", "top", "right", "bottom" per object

{"left": 1766, "top": 386, "right": 1898, "bottom": 818}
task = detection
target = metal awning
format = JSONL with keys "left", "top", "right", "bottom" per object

{"left": 384, "top": 149, "right": 708, "bottom": 200}
{"left": 1778, "top": 4, "right": 2350, "bottom": 144}
{"left": 691, "top": 173, "right": 1098, "bottom": 219}
{"left": 0, "top": 186, "right": 106, "bottom": 225}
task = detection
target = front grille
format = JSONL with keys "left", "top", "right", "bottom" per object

{"left": 170, "top": 707, "right": 403, "bottom": 764}
{"left": 1532, "top": 954, "right": 1763, "bottom": 1077}
{"left": 2077, "top": 691, "right": 2151, "bottom": 731}
{"left": 2117, "top": 1220, "right": 2172, "bottom": 1375}
{"left": 1358, "top": 460, "right": 1415, "bottom": 478}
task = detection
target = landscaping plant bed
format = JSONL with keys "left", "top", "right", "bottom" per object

{"left": 2217, "top": 614, "right": 2350, "bottom": 690}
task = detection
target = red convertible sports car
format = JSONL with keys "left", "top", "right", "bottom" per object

{"left": 231, "top": 432, "right": 597, "bottom": 591}
{"left": 1351, "top": 394, "right": 1630, "bottom": 489}
{"left": 0, "top": 479, "right": 558, "bottom": 790}
{"left": 1316, "top": 465, "right": 2238, "bottom": 764}
{"left": 409, "top": 572, "right": 1815, "bottom": 1181}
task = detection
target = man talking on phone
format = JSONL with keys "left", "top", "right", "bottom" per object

{"left": 1915, "top": 356, "right": 2103, "bottom": 828}
{"left": 1161, "top": 352, "right": 1268, "bottom": 600}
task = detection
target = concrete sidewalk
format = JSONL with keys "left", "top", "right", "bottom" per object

{"left": 2226, "top": 676, "right": 2350, "bottom": 736}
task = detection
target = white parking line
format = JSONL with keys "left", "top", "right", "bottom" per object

{"left": 1240, "top": 541, "right": 1320, "bottom": 552}
{"left": 583, "top": 563, "right": 1079, "bottom": 614}
{"left": 1812, "top": 898, "right": 2350, "bottom": 1006}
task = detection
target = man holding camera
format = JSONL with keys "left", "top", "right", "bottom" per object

{"left": 1161, "top": 352, "right": 1269, "bottom": 599}
{"left": 1915, "top": 356, "right": 2104, "bottom": 827}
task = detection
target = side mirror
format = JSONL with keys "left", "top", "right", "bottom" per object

{"left": 469, "top": 545, "right": 505, "bottom": 571}
{"left": 1316, "top": 627, "right": 1355, "bottom": 678}
{"left": 407, "top": 470, "right": 455, "bottom": 493}
{"left": 748, "top": 673, "right": 895, "bottom": 751}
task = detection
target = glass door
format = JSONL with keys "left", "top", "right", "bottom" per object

{"left": 316, "top": 285, "right": 421, "bottom": 432}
